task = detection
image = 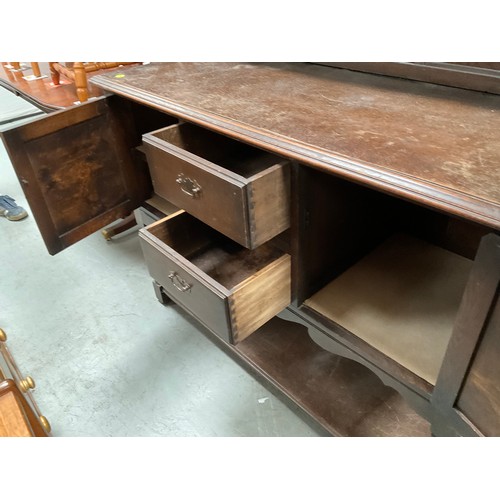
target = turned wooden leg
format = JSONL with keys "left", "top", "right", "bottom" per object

{"left": 101, "top": 213, "right": 137, "bottom": 241}
{"left": 2, "top": 63, "right": 15, "bottom": 82}
{"left": 49, "top": 62, "right": 60, "bottom": 85}
{"left": 9, "top": 62, "right": 25, "bottom": 81}
{"left": 30, "top": 62, "right": 41, "bottom": 78}
{"left": 73, "top": 62, "right": 89, "bottom": 102}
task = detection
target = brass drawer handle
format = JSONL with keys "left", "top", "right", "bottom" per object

{"left": 176, "top": 174, "right": 202, "bottom": 198}
{"left": 168, "top": 272, "right": 192, "bottom": 293}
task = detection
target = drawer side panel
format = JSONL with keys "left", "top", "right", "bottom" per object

{"left": 248, "top": 162, "right": 291, "bottom": 248}
{"left": 229, "top": 254, "right": 292, "bottom": 343}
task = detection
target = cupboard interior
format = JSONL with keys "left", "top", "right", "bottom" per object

{"left": 298, "top": 168, "right": 490, "bottom": 385}
{"left": 149, "top": 122, "right": 284, "bottom": 178}
{"left": 147, "top": 211, "right": 287, "bottom": 291}
{"left": 108, "top": 95, "right": 180, "bottom": 192}
{"left": 110, "top": 96, "right": 179, "bottom": 145}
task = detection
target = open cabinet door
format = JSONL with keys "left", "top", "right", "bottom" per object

{"left": 431, "top": 233, "right": 500, "bottom": 436}
{"left": 1, "top": 97, "right": 150, "bottom": 255}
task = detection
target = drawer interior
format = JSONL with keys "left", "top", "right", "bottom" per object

{"left": 149, "top": 122, "right": 282, "bottom": 178}
{"left": 299, "top": 168, "right": 490, "bottom": 385}
{"left": 147, "top": 211, "right": 286, "bottom": 290}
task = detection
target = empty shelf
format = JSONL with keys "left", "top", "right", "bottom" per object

{"left": 304, "top": 233, "right": 473, "bottom": 384}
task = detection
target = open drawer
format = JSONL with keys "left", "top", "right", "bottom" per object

{"left": 142, "top": 122, "right": 290, "bottom": 249}
{"left": 139, "top": 210, "right": 291, "bottom": 344}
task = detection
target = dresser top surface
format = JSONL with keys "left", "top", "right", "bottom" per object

{"left": 92, "top": 62, "right": 500, "bottom": 228}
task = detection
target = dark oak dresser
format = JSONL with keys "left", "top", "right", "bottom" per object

{"left": 1, "top": 62, "right": 499, "bottom": 436}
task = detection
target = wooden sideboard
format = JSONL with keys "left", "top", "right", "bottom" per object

{"left": 1, "top": 63, "right": 499, "bottom": 436}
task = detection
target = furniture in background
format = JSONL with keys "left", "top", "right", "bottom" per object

{"left": 317, "top": 62, "right": 500, "bottom": 94}
{"left": 0, "top": 62, "right": 143, "bottom": 241}
{"left": 0, "top": 328, "right": 50, "bottom": 437}
{"left": 3, "top": 62, "right": 45, "bottom": 79}
{"left": 1, "top": 63, "right": 498, "bottom": 436}
{"left": 0, "top": 62, "right": 139, "bottom": 111}
{"left": 49, "top": 62, "right": 137, "bottom": 103}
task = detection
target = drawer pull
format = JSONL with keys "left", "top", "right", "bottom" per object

{"left": 176, "top": 174, "right": 202, "bottom": 198}
{"left": 168, "top": 272, "right": 192, "bottom": 293}
{"left": 40, "top": 415, "right": 51, "bottom": 433}
{"left": 20, "top": 376, "right": 36, "bottom": 392}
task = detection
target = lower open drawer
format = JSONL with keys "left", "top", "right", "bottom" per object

{"left": 139, "top": 211, "right": 291, "bottom": 344}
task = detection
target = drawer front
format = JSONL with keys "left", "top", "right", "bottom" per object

{"left": 144, "top": 139, "right": 250, "bottom": 247}
{"left": 139, "top": 232, "right": 232, "bottom": 342}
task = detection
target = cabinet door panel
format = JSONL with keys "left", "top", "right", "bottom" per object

{"left": 1, "top": 97, "right": 149, "bottom": 255}
{"left": 432, "top": 233, "right": 500, "bottom": 436}
{"left": 456, "top": 296, "right": 500, "bottom": 436}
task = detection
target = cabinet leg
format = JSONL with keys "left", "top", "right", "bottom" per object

{"left": 153, "top": 281, "right": 171, "bottom": 305}
{"left": 49, "top": 62, "right": 60, "bottom": 85}
{"left": 73, "top": 62, "right": 89, "bottom": 103}
{"left": 430, "top": 417, "right": 461, "bottom": 437}
{"left": 101, "top": 213, "right": 137, "bottom": 241}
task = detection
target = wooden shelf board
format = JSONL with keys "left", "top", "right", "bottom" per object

{"left": 234, "top": 316, "right": 431, "bottom": 436}
{"left": 304, "top": 233, "right": 473, "bottom": 385}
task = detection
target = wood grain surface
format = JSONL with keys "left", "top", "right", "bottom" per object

{"left": 0, "top": 390, "right": 33, "bottom": 437}
{"left": 236, "top": 316, "right": 431, "bottom": 436}
{"left": 92, "top": 62, "right": 500, "bottom": 229}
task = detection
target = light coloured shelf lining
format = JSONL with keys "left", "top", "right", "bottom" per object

{"left": 304, "top": 233, "right": 474, "bottom": 385}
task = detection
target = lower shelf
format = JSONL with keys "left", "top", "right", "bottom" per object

{"left": 221, "top": 315, "right": 430, "bottom": 436}
{"left": 304, "top": 233, "right": 473, "bottom": 385}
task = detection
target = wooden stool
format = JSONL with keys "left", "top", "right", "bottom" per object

{"left": 49, "top": 62, "right": 137, "bottom": 102}
{"left": 2, "top": 62, "right": 46, "bottom": 80}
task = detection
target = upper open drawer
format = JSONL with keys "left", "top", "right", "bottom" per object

{"left": 142, "top": 122, "right": 290, "bottom": 249}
